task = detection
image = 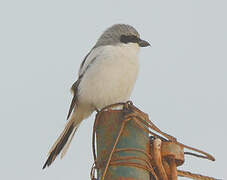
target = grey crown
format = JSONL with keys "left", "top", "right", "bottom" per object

{"left": 94, "top": 24, "right": 140, "bottom": 48}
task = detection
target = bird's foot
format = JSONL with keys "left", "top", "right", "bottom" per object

{"left": 95, "top": 108, "right": 100, "bottom": 113}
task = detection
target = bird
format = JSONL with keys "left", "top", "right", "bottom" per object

{"left": 42, "top": 24, "right": 150, "bottom": 169}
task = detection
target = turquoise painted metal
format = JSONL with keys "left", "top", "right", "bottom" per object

{"left": 95, "top": 108, "right": 151, "bottom": 180}
{"left": 92, "top": 103, "right": 217, "bottom": 180}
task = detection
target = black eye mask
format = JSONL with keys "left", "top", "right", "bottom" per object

{"left": 120, "top": 35, "right": 140, "bottom": 44}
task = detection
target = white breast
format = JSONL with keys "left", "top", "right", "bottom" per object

{"left": 78, "top": 43, "right": 140, "bottom": 110}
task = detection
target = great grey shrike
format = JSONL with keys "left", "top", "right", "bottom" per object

{"left": 43, "top": 24, "right": 150, "bottom": 169}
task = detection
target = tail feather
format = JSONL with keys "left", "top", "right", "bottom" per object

{"left": 61, "top": 127, "right": 77, "bottom": 158}
{"left": 43, "top": 107, "right": 91, "bottom": 169}
{"left": 42, "top": 122, "right": 75, "bottom": 169}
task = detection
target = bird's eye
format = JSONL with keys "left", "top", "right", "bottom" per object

{"left": 120, "top": 35, "right": 139, "bottom": 44}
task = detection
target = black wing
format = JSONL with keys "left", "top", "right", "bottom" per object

{"left": 66, "top": 50, "right": 91, "bottom": 120}
{"left": 79, "top": 50, "right": 92, "bottom": 76}
{"left": 66, "top": 75, "right": 82, "bottom": 120}
{"left": 67, "top": 49, "right": 97, "bottom": 120}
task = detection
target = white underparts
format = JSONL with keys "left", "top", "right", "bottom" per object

{"left": 78, "top": 43, "right": 140, "bottom": 110}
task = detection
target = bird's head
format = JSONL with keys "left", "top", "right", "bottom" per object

{"left": 94, "top": 24, "right": 150, "bottom": 50}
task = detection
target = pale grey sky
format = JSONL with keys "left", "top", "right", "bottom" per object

{"left": 0, "top": 0, "right": 226, "bottom": 179}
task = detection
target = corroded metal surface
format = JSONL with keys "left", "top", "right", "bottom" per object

{"left": 91, "top": 102, "right": 218, "bottom": 180}
{"left": 161, "top": 141, "right": 184, "bottom": 166}
{"left": 95, "top": 110, "right": 150, "bottom": 180}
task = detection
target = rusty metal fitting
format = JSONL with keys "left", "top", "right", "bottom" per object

{"left": 91, "top": 102, "right": 219, "bottom": 180}
{"left": 161, "top": 141, "right": 184, "bottom": 167}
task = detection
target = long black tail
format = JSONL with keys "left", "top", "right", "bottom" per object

{"left": 42, "top": 123, "right": 74, "bottom": 169}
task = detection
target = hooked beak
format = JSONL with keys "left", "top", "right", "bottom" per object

{"left": 138, "top": 39, "right": 151, "bottom": 47}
